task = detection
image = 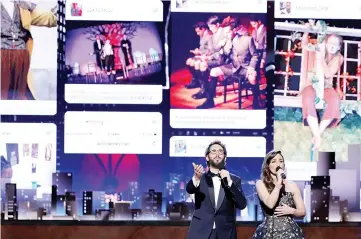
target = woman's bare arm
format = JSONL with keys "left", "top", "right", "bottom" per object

{"left": 256, "top": 180, "right": 282, "bottom": 209}
{"left": 301, "top": 23, "right": 318, "bottom": 52}
{"left": 322, "top": 54, "right": 344, "bottom": 79}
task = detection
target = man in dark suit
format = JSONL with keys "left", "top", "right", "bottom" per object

{"left": 186, "top": 140, "right": 247, "bottom": 239}
{"left": 93, "top": 35, "right": 104, "bottom": 70}
{"left": 120, "top": 34, "right": 134, "bottom": 67}
{"left": 185, "top": 22, "right": 213, "bottom": 91}
{"left": 250, "top": 17, "right": 267, "bottom": 109}
{"left": 196, "top": 16, "right": 232, "bottom": 109}
{"left": 250, "top": 18, "right": 267, "bottom": 69}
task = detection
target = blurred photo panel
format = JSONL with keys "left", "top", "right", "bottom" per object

{"left": 64, "top": 0, "right": 167, "bottom": 105}
{"left": 170, "top": 0, "right": 268, "bottom": 130}
{"left": 0, "top": 0, "right": 58, "bottom": 115}
{"left": 274, "top": 0, "right": 361, "bottom": 222}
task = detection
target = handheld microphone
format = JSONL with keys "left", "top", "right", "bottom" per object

{"left": 218, "top": 165, "right": 230, "bottom": 188}
{"left": 276, "top": 166, "right": 286, "bottom": 179}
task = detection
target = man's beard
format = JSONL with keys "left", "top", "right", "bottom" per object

{"left": 209, "top": 158, "right": 225, "bottom": 169}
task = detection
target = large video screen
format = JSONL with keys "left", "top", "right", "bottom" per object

{"left": 1, "top": 0, "right": 359, "bottom": 224}
{"left": 273, "top": 0, "right": 361, "bottom": 222}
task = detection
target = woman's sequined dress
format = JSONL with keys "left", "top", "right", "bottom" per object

{"left": 252, "top": 192, "right": 304, "bottom": 239}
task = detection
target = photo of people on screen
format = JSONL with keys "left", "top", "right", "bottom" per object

{"left": 274, "top": 19, "right": 361, "bottom": 150}
{"left": 0, "top": 1, "right": 57, "bottom": 100}
{"left": 65, "top": 21, "right": 165, "bottom": 85}
{"left": 171, "top": 13, "right": 267, "bottom": 110}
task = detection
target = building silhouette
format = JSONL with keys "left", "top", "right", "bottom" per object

{"left": 65, "top": 192, "right": 76, "bottom": 217}
{"left": 142, "top": 189, "right": 162, "bottom": 218}
{"left": 83, "top": 191, "right": 93, "bottom": 215}
{"left": 310, "top": 176, "right": 330, "bottom": 222}
{"left": 5, "top": 183, "right": 17, "bottom": 220}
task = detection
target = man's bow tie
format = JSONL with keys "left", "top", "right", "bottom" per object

{"left": 209, "top": 171, "right": 220, "bottom": 178}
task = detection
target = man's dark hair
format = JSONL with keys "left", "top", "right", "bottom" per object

{"left": 193, "top": 21, "right": 207, "bottom": 30}
{"left": 207, "top": 16, "right": 221, "bottom": 25}
{"left": 248, "top": 14, "right": 262, "bottom": 22}
{"left": 205, "top": 140, "right": 227, "bottom": 157}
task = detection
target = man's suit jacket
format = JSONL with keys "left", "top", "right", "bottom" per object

{"left": 19, "top": 2, "right": 57, "bottom": 99}
{"left": 230, "top": 33, "right": 259, "bottom": 71}
{"left": 186, "top": 172, "right": 247, "bottom": 239}
{"left": 252, "top": 26, "right": 267, "bottom": 62}
{"left": 209, "top": 28, "right": 232, "bottom": 65}
{"left": 199, "top": 30, "right": 213, "bottom": 55}
{"left": 93, "top": 40, "right": 104, "bottom": 54}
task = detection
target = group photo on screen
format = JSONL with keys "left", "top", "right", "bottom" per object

{"left": 65, "top": 20, "right": 166, "bottom": 86}
{"left": 273, "top": 18, "right": 361, "bottom": 160}
{"left": 0, "top": 1, "right": 57, "bottom": 102}
{"left": 170, "top": 12, "right": 267, "bottom": 110}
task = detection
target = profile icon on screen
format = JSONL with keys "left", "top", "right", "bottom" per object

{"left": 176, "top": 0, "right": 188, "bottom": 8}
{"left": 71, "top": 2, "right": 82, "bottom": 16}
{"left": 175, "top": 140, "right": 187, "bottom": 153}
{"left": 280, "top": 1, "right": 291, "bottom": 15}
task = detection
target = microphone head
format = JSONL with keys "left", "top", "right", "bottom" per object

{"left": 276, "top": 166, "right": 286, "bottom": 179}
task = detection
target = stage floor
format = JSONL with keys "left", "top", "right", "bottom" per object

{"left": 2, "top": 221, "right": 361, "bottom": 239}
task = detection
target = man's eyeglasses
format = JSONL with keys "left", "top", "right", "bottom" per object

{"left": 209, "top": 149, "right": 224, "bottom": 155}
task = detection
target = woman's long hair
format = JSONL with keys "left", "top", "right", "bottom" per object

{"left": 261, "top": 150, "right": 284, "bottom": 193}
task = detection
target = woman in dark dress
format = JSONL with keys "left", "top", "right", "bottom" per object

{"left": 252, "top": 150, "right": 306, "bottom": 239}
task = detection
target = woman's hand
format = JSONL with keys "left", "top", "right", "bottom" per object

{"left": 274, "top": 203, "right": 295, "bottom": 217}
{"left": 305, "top": 22, "right": 313, "bottom": 31}
{"left": 275, "top": 169, "right": 285, "bottom": 187}
{"left": 336, "top": 87, "right": 344, "bottom": 99}
{"left": 308, "top": 19, "right": 315, "bottom": 27}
